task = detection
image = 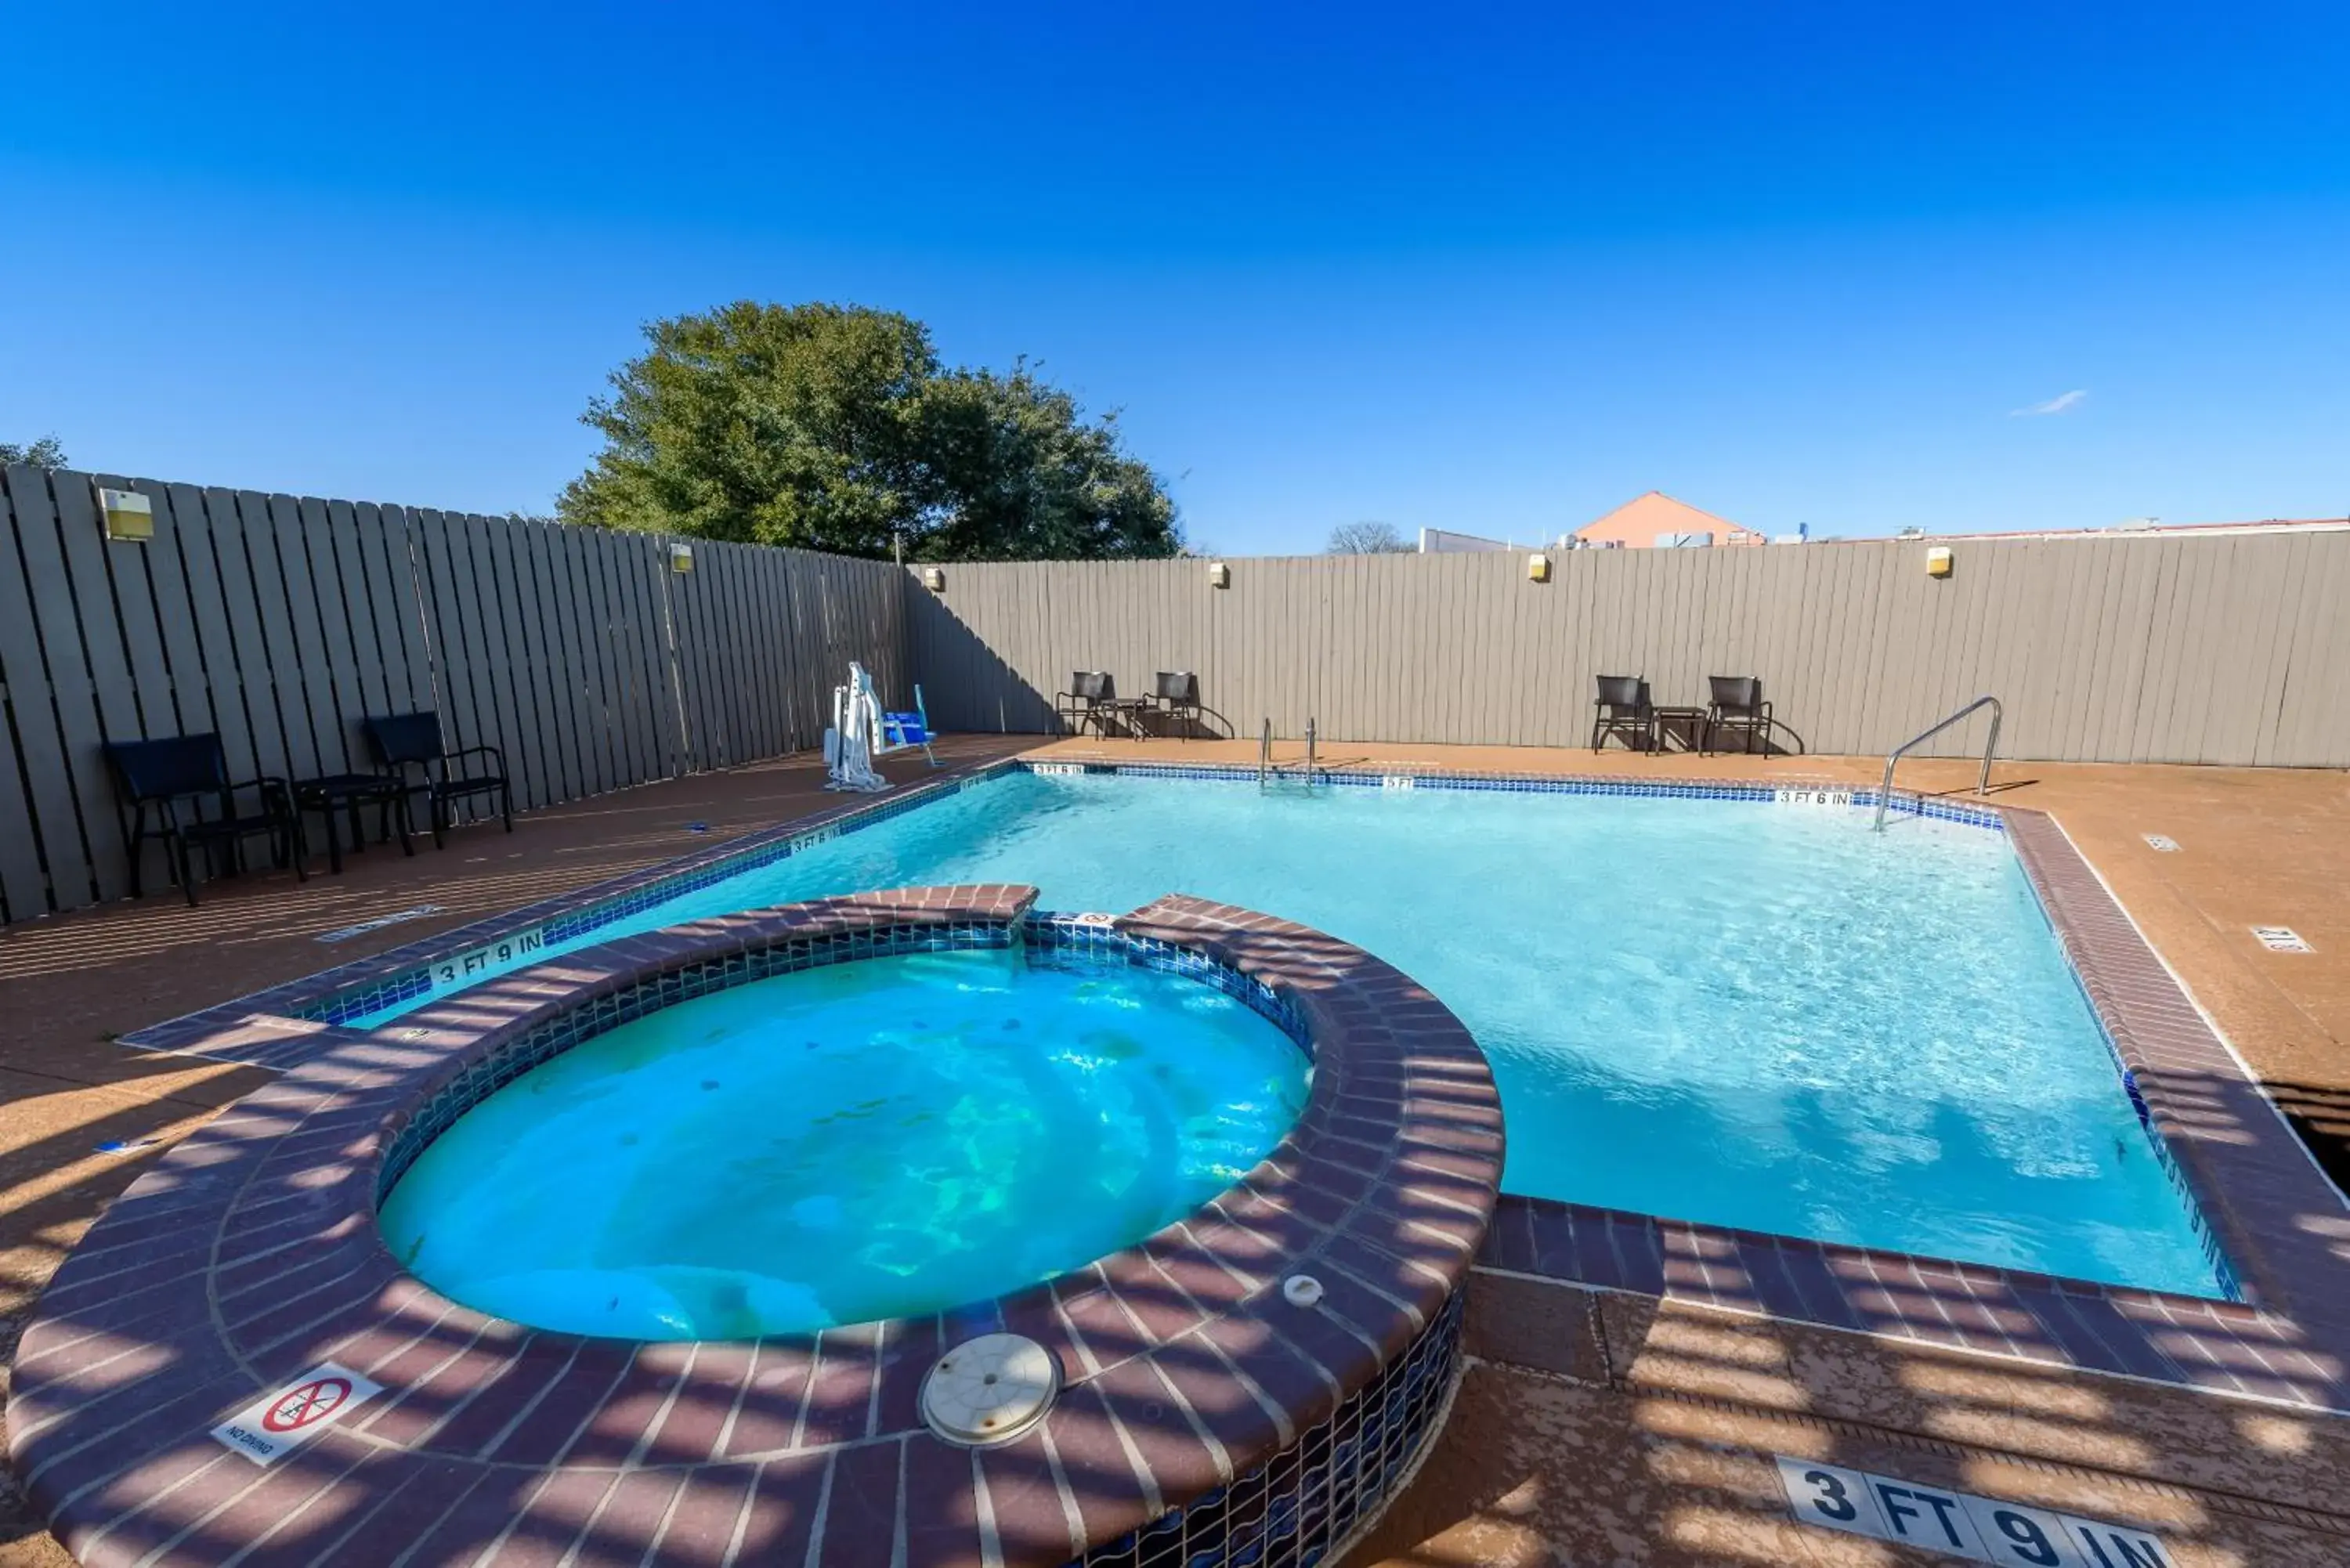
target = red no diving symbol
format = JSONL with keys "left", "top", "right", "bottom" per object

{"left": 261, "top": 1376, "right": 352, "bottom": 1433}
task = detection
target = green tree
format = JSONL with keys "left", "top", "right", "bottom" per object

{"left": 559, "top": 302, "right": 1180, "bottom": 561}
{"left": 0, "top": 435, "right": 67, "bottom": 468}
{"left": 561, "top": 302, "right": 933, "bottom": 555}
{"left": 910, "top": 363, "right": 1178, "bottom": 560}
{"left": 1327, "top": 520, "right": 1411, "bottom": 554}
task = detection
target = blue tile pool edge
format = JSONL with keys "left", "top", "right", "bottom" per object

{"left": 125, "top": 750, "right": 2253, "bottom": 1309}
{"left": 2007, "top": 863, "right": 2244, "bottom": 1303}
{"left": 1026, "top": 757, "right": 2010, "bottom": 830}
{"left": 151, "top": 757, "right": 1033, "bottom": 1034}
{"left": 376, "top": 911, "right": 1314, "bottom": 1206}
{"left": 1055, "top": 761, "right": 2237, "bottom": 1300}
{"left": 153, "top": 757, "right": 1998, "bottom": 1038}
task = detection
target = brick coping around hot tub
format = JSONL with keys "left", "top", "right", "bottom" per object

{"left": 8, "top": 887, "right": 1503, "bottom": 1568}
{"left": 89, "top": 755, "right": 2350, "bottom": 1416}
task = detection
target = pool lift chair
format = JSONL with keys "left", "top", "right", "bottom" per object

{"left": 825, "top": 663, "right": 935, "bottom": 793}
{"left": 877, "top": 687, "right": 938, "bottom": 769}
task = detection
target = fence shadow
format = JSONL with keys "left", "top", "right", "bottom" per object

{"left": 2270, "top": 1079, "right": 2350, "bottom": 1197}
{"left": 903, "top": 585, "right": 1054, "bottom": 734}
{"left": 1343, "top": 1270, "right": 2348, "bottom": 1566}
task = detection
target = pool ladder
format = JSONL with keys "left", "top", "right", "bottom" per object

{"left": 1258, "top": 717, "right": 1318, "bottom": 789}
{"left": 1873, "top": 695, "right": 2002, "bottom": 830}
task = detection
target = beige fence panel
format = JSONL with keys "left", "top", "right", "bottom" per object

{"left": 11, "top": 453, "right": 2343, "bottom": 930}
{"left": 907, "top": 533, "right": 2350, "bottom": 767}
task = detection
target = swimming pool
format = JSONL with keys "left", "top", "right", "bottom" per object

{"left": 378, "top": 945, "right": 1308, "bottom": 1339}
{"left": 358, "top": 766, "right": 2222, "bottom": 1296}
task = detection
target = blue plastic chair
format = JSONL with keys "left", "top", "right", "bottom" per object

{"left": 878, "top": 686, "right": 939, "bottom": 768}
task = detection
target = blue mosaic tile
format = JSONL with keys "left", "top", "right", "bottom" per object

{"left": 375, "top": 911, "right": 1291, "bottom": 1205}
{"left": 1024, "top": 757, "right": 2006, "bottom": 831}
{"left": 319, "top": 751, "right": 2211, "bottom": 1295}
{"left": 2006, "top": 867, "right": 2241, "bottom": 1299}
{"left": 1025, "top": 913, "right": 1312, "bottom": 1062}
{"left": 1077, "top": 1287, "right": 1463, "bottom": 1568}
{"left": 302, "top": 762, "right": 1028, "bottom": 1026}
{"left": 313, "top": 756, "right": 2002, "bottom": 1031}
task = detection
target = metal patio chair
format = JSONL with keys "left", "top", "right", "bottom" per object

{"left": 1702, "top": 676, "right": 1773, "bottom": 756}
{"left": 1055, "top": 672, "right": 1145, "bottom": 739}
{"left": 103, "top": 734, "right": 303, "bottom": 905}
{"left": 1591, "top": 675, "right": 1655, "bottom": 753}
{"left": 1152, "top": 671, "right": 1203, "bottom": 740}
{"left": 363, "top": 711, "right": 513, "bottom": 849}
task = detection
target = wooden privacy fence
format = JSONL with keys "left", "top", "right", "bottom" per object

{"left": 906, "top": 530, "right": 2350, "bottom": 768}
{"left": 0, "top": 464, "right": 906, "bottom": 924}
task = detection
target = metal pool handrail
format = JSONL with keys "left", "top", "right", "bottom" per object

{"left": 1873, "top": 695, "right": 2002, "bottom": 831}
{"left": 1258, "top": 717, "right": 1318, "bottom": 788}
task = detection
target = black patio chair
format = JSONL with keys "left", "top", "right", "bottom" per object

{"left": 1703, "top": 676, "right": 1773, "bottom": 756}
{"left": 1152, "top": 670, "right": 1202, "bottom": 739}
{"left": 363, "top": 711, "right": 512, "bottom": 849}
{"left": 1591, "top": 675, "right": 1655, "bottom": 753}
{"left": 103, "top": 734, "right": 303, "bottom": 905}
{"left": 1054, "top": 672, "right": 1141, "bottom": 739}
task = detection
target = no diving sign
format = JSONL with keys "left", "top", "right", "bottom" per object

{"left": 212, "top": 1363, "right": 383, "bottom": 1465}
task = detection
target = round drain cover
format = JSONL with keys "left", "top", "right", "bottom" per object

{"left": 920, "top": 1332, "right": 1060, "bottom": 1447}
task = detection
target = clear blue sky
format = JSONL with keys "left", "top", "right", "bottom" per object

{"left": 5, "top": 2, "right": 2345, "bottom": 553}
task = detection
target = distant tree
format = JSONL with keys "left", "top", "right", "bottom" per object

{"left": 559, "top": 302, "right": 1181, "bottom": 561}
{"left": 910, "top": 363, "right": 1179, "bottom": 561}
{"left": 1327, "top": 520, "right": 1412, "bottom": 554}
{"left": 0, "top": 435, "right": 67, "bottom": 468}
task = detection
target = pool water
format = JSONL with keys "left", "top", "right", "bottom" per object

{"left": 379, "top": 945, "right": 1309, "bottom": 1338}
{"left": 372, "top": 770, "right": 2224, "bottom": 1297}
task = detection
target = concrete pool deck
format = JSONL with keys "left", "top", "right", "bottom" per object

{"left": 4, "top": 734, "right": 2348, "bottom": 1563}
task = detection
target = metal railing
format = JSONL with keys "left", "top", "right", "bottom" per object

{"left": 1874, "top": 695, "right": 2002, "bottom": 831}
{"left": 1258, "top": 717, "right": 1318, "bottom": 788}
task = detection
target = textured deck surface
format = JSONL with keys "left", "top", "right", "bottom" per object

{"left": 6, "top": 734, "right": 2348, "bottom": 1564}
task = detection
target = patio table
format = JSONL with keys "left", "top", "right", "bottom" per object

{"left": 1101, "top": 696, "right": 1157, "bottom": 739}
{"left": 1650, "top": 704, "right": 1711, "bottom": 752}
{"left": 293, "top": 771, "right": 415, "bottom": 875}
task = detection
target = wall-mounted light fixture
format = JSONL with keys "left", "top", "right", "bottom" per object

{"left": 1206, "top": 561, "right": 1230, "bottom": 588}
{"left": 1526, "top": 551, "right": 1552, "bottom": 583}
{"left": 922, "top": 565, "right": 945, "bottom": 591}
{"left": 96, "top": 486, "right": 154, "bottom": 542}
{"left": 668, "top": 542, "right": 695, "bottom": 573}
{"left": 1925, "top": 546, "right": 1954, "bottom": 579}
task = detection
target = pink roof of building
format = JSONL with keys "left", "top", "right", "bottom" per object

{"left": 1572, "top": 491, "right": 1764, "bottom": 547}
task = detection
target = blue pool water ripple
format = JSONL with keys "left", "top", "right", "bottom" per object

{"left": 371, "top": 771, "right": 2222, "bottom": 1297}
{"left": 379, "top": 947, "right": 1309, "bottom": 1338}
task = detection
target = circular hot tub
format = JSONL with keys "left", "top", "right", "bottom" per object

{"left": 378, "top": 940, "right": 1311, "bottom": 1340}
{"left": 11, "top": 886, "right": 1503, "bottom": 1568}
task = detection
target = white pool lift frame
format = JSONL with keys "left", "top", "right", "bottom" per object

{"left": 824, "top": 664, "right": 938, "bottom": 792}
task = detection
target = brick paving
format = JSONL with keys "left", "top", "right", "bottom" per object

{"left": 8, "top": 886, "right": 1499, "bottom": 1566}
{"left": 6, "top": 733, "right": 2350, "bottom": 1564}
